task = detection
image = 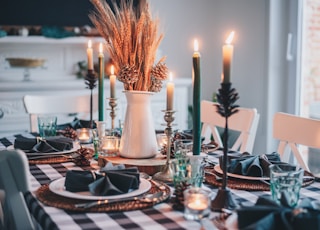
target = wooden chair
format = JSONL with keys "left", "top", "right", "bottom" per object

{"left": 23, "top": 93, "right": 98, "bottom": 132}
{"left": 273, "top": 112, "right": 320, "bottom": 171}
{"left": 0, "top": 149, "right": 34, "bottom": 230}
{"left": 200, "top": 100, "right": 260, "bottom": 153}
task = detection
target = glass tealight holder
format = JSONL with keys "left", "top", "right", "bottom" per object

{"left": 99, "top": 136, "right": 120, "bottom": 157}
{"left": 183, "top": 187, "right": 211, "bottom": 221}
{"left": 156, "top": 133, "right": 167, "bottom": 150}
{"left": 77, "top": 128, "right": 92, "bottom": 144}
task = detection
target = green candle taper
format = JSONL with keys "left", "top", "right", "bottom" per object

{"left": 192, "top": 39, "right": 201, "bottom": 155}
{"left": 98, "top": 42, "right": 105, "bottom": 121}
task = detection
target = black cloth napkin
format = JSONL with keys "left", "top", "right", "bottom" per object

{"left": 219, "top": 152, "right": 282, "bottom": 177}
{"left": 237, "top": 195, "right": 320, "bottom": 230}
{"left": 56, "top": 117, "right": 96, "bottom": 130}
{"left": 14, "top": 136, "right": 73, "bottom": 153}
{"left": 64, "top": 164, "right": 140, "bottom": 196}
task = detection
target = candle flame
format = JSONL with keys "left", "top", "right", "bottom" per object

{"left": 225, "top": 31, "right": 235, "bottom": 44}
{"left": 111, "top": 65, "right": 114, "bottom": 75}
{"left": 169, "top": 72, "right": 173, "bottom": 81}
{"left": 99, "top": 42, "right": 103, "bottom": 53}
{"left": 88, "top": 40, "right": 92, "bottom": 48}
{"left": 194, "top": 39, "right": 199, "bottom": 52}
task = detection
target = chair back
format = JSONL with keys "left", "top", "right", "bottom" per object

{"left": 23, "top": 93, "right": 98, "bottom": 132}
{"left": 273, "top": 112, "right": 320, "bottom": 171}
{"left": 0, "top": 149, "right": 34, "bottom": 230}
{"left": 200, "top": 100, "right": 260, "bottom": 153}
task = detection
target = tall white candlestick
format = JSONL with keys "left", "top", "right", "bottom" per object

{"left": 110, "top": 65, "right": 116, "bottom": 98}
{"left": 222, "top": 31, "right": 235, "bottom": 83}
{"left": 166, "top": 72, "right": 174, "bottom": 110}
{"left": 87, "top": 40, "right": 94, "bottom": 70}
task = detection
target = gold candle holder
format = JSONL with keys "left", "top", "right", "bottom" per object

{"left": 108, "top": 97, "right": 117, "bottom": 130}
{"left": 153, "top": 110, "right": 175, "bottom": 183}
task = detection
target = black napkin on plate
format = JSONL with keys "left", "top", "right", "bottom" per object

{"left": 56, "top": 117, "right": 96, "bottom": 130}
{"left": 64, "top": 164, "right": 140, "bottom": 196}
{"left": 237, "top": 195, "right": 320, "bottom": 230}
{"left": 65, "top": 170, "right": 101, "bottom": 192}
{"left": 219, "top": 152, "right": 282, "bottom": 177}
{"left": 14, "top": 136, "right": 73, "bottom": 153}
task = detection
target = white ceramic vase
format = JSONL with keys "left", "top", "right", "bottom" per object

{"left": 119, "top": 90, "right": 158, "bottom": 159}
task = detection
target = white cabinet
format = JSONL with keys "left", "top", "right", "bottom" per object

{"left": 0, "top": 36, "right": 192, "bottom": 135}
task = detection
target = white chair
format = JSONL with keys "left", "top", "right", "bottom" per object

{"left": 0, "top": 149, "right": 34, "bottom": 230}
{"left": 200, "top": 100, "right": 260, "bottom": 153}
{"left": 273, "top": 112, "right": 320, "bottom": 172}
{"left": 23, "top": 93, "right": 98, "bottom": 132}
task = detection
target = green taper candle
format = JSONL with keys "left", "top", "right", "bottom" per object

{"left": 98, "top": 43, "right": 105, "bottom": 121}
{"left": 192, "top": 39, "right": 201, "bottom": 155}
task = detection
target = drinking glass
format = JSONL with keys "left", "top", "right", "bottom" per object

{"left": 171, "top": 155, "right": 205, "bottom": 188}
{"left": 37, "top": 115, "right": 57, "bottom": 137}
{"left": 269, "top": 164, "right": 304, "bottom": 207}
{"left": 174, "top": 139, "right": 193, "bottom": 158}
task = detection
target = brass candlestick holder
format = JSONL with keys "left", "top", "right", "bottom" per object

{"left": 153, "top": 110, "right": 175, "bottom": 183}
{"left": 108, "top": 97, "right": 117, "bottom": 130}
{"left": 211, "top": 82, "right": 239, "bottom": 211}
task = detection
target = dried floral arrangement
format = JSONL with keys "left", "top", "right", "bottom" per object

{"left": 89, "top": 0, "right": 168, "bottom": 92}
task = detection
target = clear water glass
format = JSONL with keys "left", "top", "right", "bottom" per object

{"left": 37, "top": 115, "right": 57, "bottom": 137}
{"left": 269, "top": 164, "right": 304, "bottom": 207}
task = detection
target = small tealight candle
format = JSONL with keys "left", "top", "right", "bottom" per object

{"left": 184, "top": 188, "right": 210, "bottom": 221}
{"left": 99, "top": 136, "right": 120, "bottom": 157}
{"left": 187, "top": 194, "right": 209, "bottom": 211}
{"left": 156, "top": 133, "right": 167, "bottom": 150}
{"left": 77, "top": 128, "right": 92, "bottom": 143}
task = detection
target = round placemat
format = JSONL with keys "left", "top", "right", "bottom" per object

{"left": 205, "top": 167, "right": 315, "bottom": 191}
{"left": 36, "top": 180, "right": 170, "bottom": 212}
{"left": 29, "top": 156, "right": 73, "bottom": 164}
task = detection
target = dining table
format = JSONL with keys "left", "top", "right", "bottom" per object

{"left": 1, "top": 132, "right": 320, "bottom": 230}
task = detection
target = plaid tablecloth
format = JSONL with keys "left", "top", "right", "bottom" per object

{"left": 2, "top": 133, "right": 320, "bottom": 230}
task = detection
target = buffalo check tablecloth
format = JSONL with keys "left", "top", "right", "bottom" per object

{"left": 2, "top": 133, "right": 320, "bottom": 230}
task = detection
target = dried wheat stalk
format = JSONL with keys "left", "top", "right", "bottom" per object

{"left": 89, "top": 0, "right": 168, "bottom": 92}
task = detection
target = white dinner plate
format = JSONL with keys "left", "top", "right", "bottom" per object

{"left": 7, "top": 142, "right": 80, "bottom": 156}
{"left": 49, "top": 177, "right": 152, "bottom": 200}
{"left": 214, "top": 165, "right": 270, "bottom": 181}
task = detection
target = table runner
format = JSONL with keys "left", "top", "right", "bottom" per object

{"left": 2, "top": 133, "right": 320, "bottom": 229}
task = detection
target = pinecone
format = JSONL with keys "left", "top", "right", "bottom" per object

{"left": 172, "top": 180, "right": 190, "bottom": 211}
{"left": 57, "top": 127, "right": 77, "bottom": 140}
{"left": 160, "top": 143, "right": 175, "bottom": 159}
{"left": 149, "top": 77, "right": 163, "bottom": 92}
{"left": 73, "top": 147, "right": 94, "bottom": 166}
{"left": 151, "top": 62, "right": 168, "bottom": 80}
{"left": 118, "top": 65, "right": 139, "bottom": 85}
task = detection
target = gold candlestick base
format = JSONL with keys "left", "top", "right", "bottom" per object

{"left": 153, "top": 110, "right": 175, "bottom": 183}
{"left": 108, "top": 97, "right": 117, "bottom": 130}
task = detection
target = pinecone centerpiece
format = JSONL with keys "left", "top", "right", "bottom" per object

{"left": 89, "top": 0, "right": 168, "bottom": 91}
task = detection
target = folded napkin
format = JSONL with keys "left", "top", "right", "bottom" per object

{"left": 237, "top": 195, "right": 320, "bottom": 230}
{"left": 14, "top": 136, "right": 73, "bottom": 153}
{"left": 64, "top": 164, "right": 140, "bottom": 196}
{"left": 219, "top": 152, "right": 282, "bottom": 177}
{"left": 56, "top": 117, "right": 96, "bottom": 130}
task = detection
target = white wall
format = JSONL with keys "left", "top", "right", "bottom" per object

{"left": 150, "top": 0, "right": 271, "bottom": 154}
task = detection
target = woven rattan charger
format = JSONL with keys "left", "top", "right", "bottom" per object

{"left": 205, "top": 166, "right": 315, "bottom": 191}
{"left": 36, "top": 180, "right": 170, "bottom": 212}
